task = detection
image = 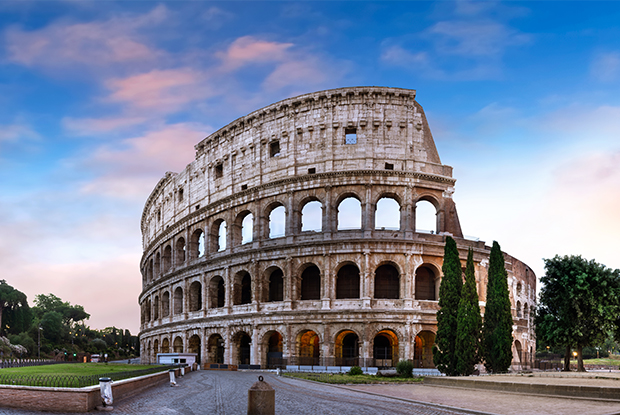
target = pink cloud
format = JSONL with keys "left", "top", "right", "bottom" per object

{"left": 262, "top": 57, "right": 333, "bottom": 90}
{"left": 217, "top": 36, "right": 293, "bottom": 70}
{"left": 63, "top": 116, "right": 148, "bottom": 135}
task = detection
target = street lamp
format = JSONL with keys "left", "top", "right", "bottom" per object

{"left": 38, "top": 325, "right": 43, "bottom": 359}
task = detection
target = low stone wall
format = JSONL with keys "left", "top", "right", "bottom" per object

{"left": 0, "top": 368, "right": 181, "bottom": 412}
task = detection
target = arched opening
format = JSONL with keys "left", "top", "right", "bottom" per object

{"left": 217, "top": 221, "right": 227, "bottom": 251}
{"left": 523, "top": 303, "right": 529, "bottom": 320}
{"left": 153, "top": 339, "right": 159, "bottom": 356}
{"left": 415, "top": 266, "right": 436, "bottom": 300}
{"left": 147, "top": 340, "right": 152, "bottom": 363}
{"left": 375, "top": 197, "right": 400, "bottom": 230}
{"left": 175, "top": 237, "right": 186, "bottom": 265}
{"left": 297, "top": 330, "right": 320, "bottom": 365}
{"left": 516, "top": 301, "right": 522, "bottom": 318}
{"left": 374, "top": 264, "right": 400, "bottom": 299}
{"left": 163, "top": 245, "right": 172, "bottom": 271}
{"left": 173, "top": 287, "right": 183, "bottom": 315}
{"left": 269, "top": 205, "right": 286, "bottom": 238}
{"left": 516, "top": 282, "right": 522, "bottom": 295}
{"left": 414, "top": 331, "right": 435, "bottom": 368}
{"left": 373, "top": 330, "right": 399, "bottom": 368}
{"left": 162, "top": 291, "right": 170, "bottom": 317}
{"left": 153, "top": 296, "right": 160, "bottom": 320}
{"left": 154, "top": 253, "right": 161, "bottom": 277}
{"left": 265, "top": 331, "right": 283, "bottom": 369}
{"left": 335, "top": 330, "right": 359, "bottom": 366}
{"left": 162, "top": 338, "right": 170, "bottom": 353}
{"left": 337, "top": 197, "right": 361, "bottom": 230}
{"left": 191, "top": 229, "right": 205, "bottom": 259}
{"left": 515, "top": 340, "right": 523, "bottom": 364}
{"left": 189, "top": 281, "right": 202, "bottom": 312}
{"left": 188, "top": 334, "right": 201, "bottom": 364}
{"left": 301, "top": 201, "right": 322, "bottom": 232}
{"left": 147, "top": 259, "right": 153, "bottom": 282}
{"left": 234, "top": 271, "right": 252, "bottom": 305}
{"left": 268, "top": 268, "right": 284, "bottom": 302}
{"left": 300, "top": 265, "right": 321, "bottom": 300}
{"left": 145, "top": 299, "right": 152, "bottom": 322}
{"left": 241, "top": 213, "right": 253, "bottom": 244}
{"left": 207, "top": 334, "right": 224, "bottom": 364}
{"left": 336, "top": 264, "right": 360, "bottom": 299}
{"left": 415, "top": 199, "right": 437, "bottom": 233}
{"left": 209, "top": 276, "right": 225, "bottom": 308}
{"left": 173, "top": 336, "right": 183, "bottom": 353}
{"left": 234, "top": 332, "right": 252, "bottom": 365}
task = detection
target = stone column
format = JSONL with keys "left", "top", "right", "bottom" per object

{"left": 251, "top": 328, "right": 259, "bottom": 366}
{"left": 323, "top": 185, "right": 333, "bottom": 239}
{"left": 362, "top": 251, "right": 371, "bottom": 308}
{"left": 321, "top": 254, "right": 331, "bottom": 310}
{"left": 284, "top": 257, "right": 293, "bottom": 310}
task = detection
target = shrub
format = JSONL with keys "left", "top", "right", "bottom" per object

{"left": 396, "top": 359, "right": 414, "bottom": 378}
{"left": 348, "top": 366, "right": 363, "bottom": 376}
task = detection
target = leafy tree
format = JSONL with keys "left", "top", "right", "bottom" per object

{"left": 482, "top": 241, "right": 513, "bottom": 373}
{"left": 0, "top": 280, "right": 31, "bottom": 336}
{"left": 455, "top": 248, "right": 482, "bottom": 375}
{"left": 40, "top": 311, "right": 64, "bottom": 344}
{"left": 536, "top": 255, "right": 620, "bottom": 371}
{"left": 33, "top": 294, "right": 90, "bottom": 325}
{"left": 433, "top": 236, "right": 463, "bottom": 375}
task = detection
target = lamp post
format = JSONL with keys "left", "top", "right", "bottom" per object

{"left": 38, "top": 325, "right": 42, "bottom": 359}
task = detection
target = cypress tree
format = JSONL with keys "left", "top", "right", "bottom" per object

{"left": 482, "top": 241, "right": 513, "bottom": 373}
{"left": 455, "top": 248, "right": 482, "bottom": 375}
{"left": 433, "top": 236, "right": 462, "bottom": 376}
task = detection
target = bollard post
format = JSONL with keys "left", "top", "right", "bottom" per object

{"left": 169, "top": 369, "right": 177, "bottom": 386}
{"left": 97, "top": 377, "right": 113, "bottom": 411}
{"left": 180, "top": 365, "right": 185, "bottom": 376}
{"left": 247, "top": 375, "right": 275, "bottom": 415}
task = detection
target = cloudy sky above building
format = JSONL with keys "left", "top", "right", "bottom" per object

{"left": 1, "top": 1, "right": 619, "bottom": 333}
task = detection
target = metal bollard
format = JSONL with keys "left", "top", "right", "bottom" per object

{"left": 247, "top": 375, "right": 275, "bottom": 415}
{"left": 98, "top": 377, "right": 113, "bottom": 410}
{"left": 180, "top": 365, "right": 185, "bottom": 376}
{"left": 169, "top": 369, "right": 177, "bottom": 386}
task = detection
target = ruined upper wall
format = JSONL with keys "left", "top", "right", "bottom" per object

{"left": 141, "top": 86, "right": 457, "bottom": 245}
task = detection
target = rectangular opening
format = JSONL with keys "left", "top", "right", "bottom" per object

{"left": 195, "top": 205, "right": 200, "bottom": 211}
{"left": 270, "top": 141, "right": 281, "bottom": 157}
{"left": 215, "top": 163, "right": 223, "bottom": 178}
{"left": 308, "top": 168, "right": 316, "bottom": 174}
{"left": 178, "top": 188, "right": 184, "bottom": 202}
{"left": 345, "top": 127, "right": 357, "bottom": 145}
{"left": 385, "top": 163, "right": 394, "bottom": 170}
{"left": 241, "top": 184, "right": 248, "bottom": 190}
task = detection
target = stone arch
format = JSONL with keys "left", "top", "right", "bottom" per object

{"left": 190, "top": 229, "right": 205, "bottom": 259}
{"left": 414, "top": 330, "right": 435, "bottom": 368}
{"left": 415, "top": 196, "right": 439, "bottom": 233}
{"left": 514, "top": 339, "right": 523, "bottom": 364}
{"left": 145, "top": 298, "right": 152, "bottom": 322}
{"left": 334, "top": 329, "right": 360, "bottom": 366}
{"left": 209, "top": 276, "right": 225, "bottom": 308}
{"left": 296, "top": 329, "right": 320, "bottom": 365}
{"left": 374, "top": 263, "right": 400, "bottom": 299}
{"left": 373, "top": 329, "right": 399, "bottom": 368}
{"left": 264, "top": 266, "right": 284, "bottom": 302}
{"left": 516, "top": 301, "right": 522, "bottom": 318}
{"left": 336, "top": 262, "right": 360, "bottom": 299}
{"left": 173, "top": 336, "right": 183, "bottom": 353}
{"left": 153, "top": 339, "right": 159, "bottom": 356}
{"left": 300, "top": 199, "right": 323, "bottom": 232}
{"left": 173, "top": 286, "right": 183, "bottom": 315}
{"left": 523, "top": 303, "right": 529, "bottom": 320}
{"left": 147, "top": 258, "right": 153, "bottom": 283}
{"left": 267, "top": 203, "right": 286, "bottom": 239}
{"left": 299, "top": 264, "right": 321, "bottom": 300}
{"left": 337, "top": 194, "right": 362, "bottom": 230}
{"left": 175, "top": 237, "right": 186, "bottom": 266}
{"left": 232, "top": 331, "right": 252, "bottom": 365}
{"left": 188, "top": 334, "right": 201, "bottom": 364}
{"left": 210, "top": 218, "right": 227, "bottom": 252}
{"left": 162, "top": 291, "right": 170, "bottom": 317}
{"left": 415, "top": 264, "right": 438, "bottom": 300}
{"left": 516, "top": 281, "right": 522, "bottom": 295}
{"left": 162, "top": 337, "right": 170, "bottom": 353}
{"left": 234, "top": 210, "right": 254, "bottom": 245}
{"left": 154, "top": 252, "right": 161, "bottom": 278}
{"left": 189, "top": 281, "right": 202, "bottom": 312}
{"left": 207, "top": 334, "right": 224, "bottom": 364}
{"left": 163, "top": 245, "right": 172, "bottom": 272}
{"left": 375, "top": 196, "right": 401, "bottom": 230}
{"left": 153, "top": 295, "right": 160, "bottom": 320}
{"left": 263, "top": 330, "right": 284, "bottom": 368}
{"left": 233, "top": 271, "right": 252, "bottom": 305}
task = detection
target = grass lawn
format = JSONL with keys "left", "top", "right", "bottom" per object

{"left": 0, "top": 363, "right": 161, "bottom": 376}
{"left": 284, "top": 372, "right": 423, "bottom": 384}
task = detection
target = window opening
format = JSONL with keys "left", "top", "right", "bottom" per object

{"left": 336, "top": 264, "right": 360, "bottom": 299}
{"left": 269, "top": 206, "right": 286, "bottom": 238}
{"left": 195, "top": 205, "right": 200, "bottom": 211}
{"left": 178, "top": 188, "right": 184, "bottom": 202}
{"left": 415, "top": 200, "right": 437, "bottom": 233}
{"left": 242, "top": 214, "right": 253, "bottom": 244}
{"left": 337, "top": 197, "right": 362, "bottom": 230}
{"left": 215, "top": 163, "right": 223, "bottom": 179}
{"left": 345, "top": 127, "right": 357, "bottom": 145}
{"left": 270, "top": 141, "right": 281, "bottom": 157}
{"left": 375, "top": 197, "right": 400, "bottom": 230}
{"left": 301, "top": 201, "right": 322, "bottom": 232}
{"left": 301, "top": 265, "right": 321, "bottom": 300}
{"left": 308, "top": 168, "right": 316, "bottom": 174}
{"left": 241, "top": 184, "right": 248, "bottom": 190}
{"left": 384, "top": 163, "right": 394, "bottom": 170}
{"left": 218, "top": 221, "right": 227, "bottom": 251}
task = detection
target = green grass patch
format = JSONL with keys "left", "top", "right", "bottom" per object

{"left": 569, "top": 358, "right": 620, "bottom": 366}
{"left": 284, "top": 372, "right": 423, "bottom": 384}
{"left": 0, "top": 363, "right": 159, "bottom": 376}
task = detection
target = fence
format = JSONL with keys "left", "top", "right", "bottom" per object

{"left": 0, "top": 365, "right": 179, "bottom": 388}
{"left": 0, "top": 359, "right": 57, "bottom": 369}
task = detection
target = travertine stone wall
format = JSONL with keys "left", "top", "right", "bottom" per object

{"left": 138, "top": 87, "right": 536, "bottom": 369}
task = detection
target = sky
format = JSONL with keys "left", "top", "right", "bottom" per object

{"left": 1, "top": 1, "right": 620, "bottom": 334}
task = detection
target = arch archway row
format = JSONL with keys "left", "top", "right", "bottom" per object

{"left": 142, "top": 188, "right": 447, "bottom": 284}
{"left": 141, "top": 326, "right": 437, "bottom": 369}
{"left": 140, "top": 261, "right": 442, "bottom": 325}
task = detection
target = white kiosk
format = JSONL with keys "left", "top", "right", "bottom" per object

{"left": 156, "top": 353, "right": 197, "bottom": 365}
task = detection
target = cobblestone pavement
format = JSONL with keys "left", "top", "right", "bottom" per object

{"left": 0, "top": 371, "right": 481, "bottom": 415}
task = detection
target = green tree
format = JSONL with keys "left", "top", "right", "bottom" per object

{"left": 535, "top": 255, "right": 620, "bottom": 372}
{"left": 0, "top": 280, "right": 31, "bottom": 336}
{"left": 40, "top": 311, "right": 64, "bottom": 344}
{"left": 455, "top": 248, "right": 482, "bottom": 375}
{"left": 482, "top": 241, "right": 513, "bottom": 373}
{"left": 433, "top": 236, "right": 463, "bottom": 375}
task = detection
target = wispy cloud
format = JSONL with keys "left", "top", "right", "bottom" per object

{"left": 63, "top": 116, "right": 149, "bottom": 135}
{"left": 590, "top": 51, "right": 620, "bottom": 82}
{"left": 217, "top": 36, "right": 293, "bottom": 70}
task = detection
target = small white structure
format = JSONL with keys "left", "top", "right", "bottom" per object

{"left": 156, "top": 353, "right": 197, "bottom": 365}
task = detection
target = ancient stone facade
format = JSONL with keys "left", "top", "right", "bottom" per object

{"left": 138, "top": 86, "right": 536, "bottom": 369}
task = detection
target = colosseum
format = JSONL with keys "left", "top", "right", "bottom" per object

{"left": 139, "top": 86, "right": 536, "bottom": 371}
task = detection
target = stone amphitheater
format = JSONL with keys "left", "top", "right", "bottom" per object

{"left": 138, "top": 86, "right": 536, "bottom": 370}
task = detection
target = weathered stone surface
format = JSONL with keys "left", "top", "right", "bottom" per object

{"left": 138, "top": 87, "right": 535, "bottom": 370}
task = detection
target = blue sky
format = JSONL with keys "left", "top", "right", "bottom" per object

{"left": 1, "top": 1, "right": 620, "bottom": 333}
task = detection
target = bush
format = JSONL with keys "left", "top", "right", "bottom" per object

{"left": 396, "top": 359, "right": 414, "bottom": 378}
{"left": 348, "top": 366, "right": 363, "bottom": 376}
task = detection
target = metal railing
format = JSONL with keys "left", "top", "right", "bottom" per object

{"left": 0, "top": 359, "right": 56, "bottom": 369}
